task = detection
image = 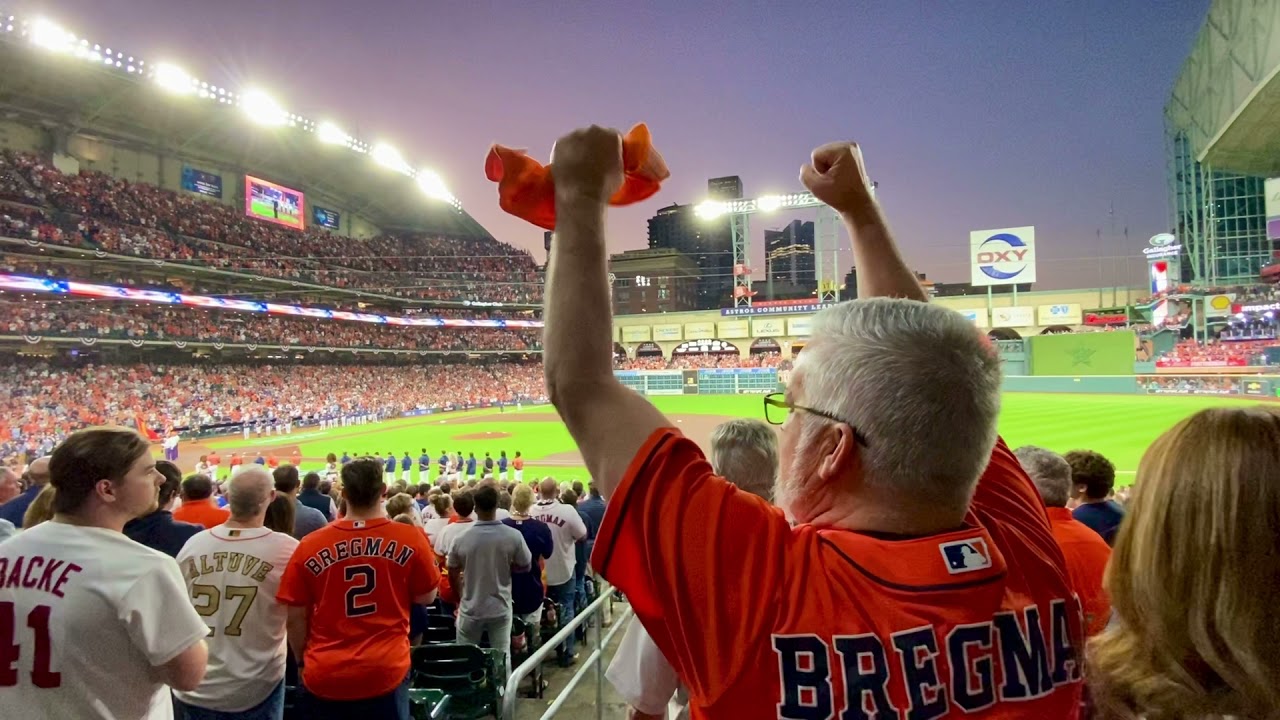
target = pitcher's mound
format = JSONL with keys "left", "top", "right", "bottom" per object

{"left": 454, "top": 431, "right": 513, "bottom": 441}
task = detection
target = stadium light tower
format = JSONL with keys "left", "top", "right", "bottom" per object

{"left": 153, "top": 62, "right": 195, "bottom": 95}
{"left": 371, "top": 143, "right": 412, "bottom": 176}
{"left": 316, "top": 121, "right": 351, "bottom": 146}
{"left": 240, "top": 89, "right": 287, "bottom": 126}
{"left": 27, "top": 18, "right": 73, "bottom": 53}
{"left": 696, "top": 190, "right": 856, "bottom": 307}
{"left": 415, "top": 169, "right": 452, "bottom": 202}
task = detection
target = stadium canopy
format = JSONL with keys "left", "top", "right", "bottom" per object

{"left": 1166, "top": 1, "right": 1280, "bottom": 176}
{"left": 0, "top": 23, "right": 490, "bottom": 237}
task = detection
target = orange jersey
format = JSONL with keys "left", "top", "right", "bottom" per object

{"left": 512, "top": 457, "right": 524, "bottom": 470}
{"left": 206, "top": 452, "right": 220, "bottom": 465}
{"left": 592, "top": 429, "right": 1085, "bottom": 719}
{"left": 1046, "top": 507, "right": 1112, "bottom": 636}
{"left": 277, "top": 518, "right": 440, "bottom": 700}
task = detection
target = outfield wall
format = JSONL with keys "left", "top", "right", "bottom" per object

{"left": 613, "top": 369, "right": 1280, "bottom": 399}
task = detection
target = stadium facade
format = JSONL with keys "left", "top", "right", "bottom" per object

{"left": 1165, "top": 0, "right": 1280, "bottom": 285}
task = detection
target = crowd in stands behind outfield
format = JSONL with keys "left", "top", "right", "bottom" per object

{"left": 0, "top": 361, "right": 547, "bottom": 461}
{"left": 0, "top": 299, "right": 541, "bottom": 351}
{"left": 1156, "top": 338, "right": 1279, "bottom": 366}
{"left": 0, "top": 151, "right": 543, "bottom": 304}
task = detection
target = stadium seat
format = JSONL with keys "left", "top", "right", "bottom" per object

{"left": 422, "top": 613, "right": 458, "bottom": 644}
{"left": 411, "top": 643, "right": 502, "bottom": 720}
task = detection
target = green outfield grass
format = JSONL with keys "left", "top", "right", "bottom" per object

{"left": 248, "top": 198, "right": 301, "bottom": 225}
{"left": 201, "top": 392, "right": 1266, "bottom": 485}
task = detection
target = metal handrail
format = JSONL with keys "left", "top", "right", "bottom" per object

{"left": 502, "top": 583, "right": 635, "bottom": 719}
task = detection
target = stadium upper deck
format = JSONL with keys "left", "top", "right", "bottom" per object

{"left": 0, "top": 14, "right": 542, "bottom": 310}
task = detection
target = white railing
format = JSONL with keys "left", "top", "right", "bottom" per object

{"left": 502, "top": 583, "right": 635, "bottom": 719}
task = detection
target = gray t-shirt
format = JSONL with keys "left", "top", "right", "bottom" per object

{"left": 292, "top": 501, "right": 329, "bottom": 539}
{"left": 447, "top": 519, "right": 532, "bottom": 620}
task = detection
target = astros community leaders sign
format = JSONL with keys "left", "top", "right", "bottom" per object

{"left": 969, "top": 227, "right": 1037, "bottom": 287}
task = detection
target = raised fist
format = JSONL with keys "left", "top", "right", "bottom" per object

{"left": 800, "top": 142, "right": 875, "bottom": 216}
{"left": 551, "top": 125, "right": 625, "bottom": 204}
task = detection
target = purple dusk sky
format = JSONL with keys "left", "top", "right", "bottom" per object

{"left": 37, "top": 0, "right": 1208, "bottom": 290}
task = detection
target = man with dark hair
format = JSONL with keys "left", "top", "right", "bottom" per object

{"left": 0, "top": 427, "right": 209, "bottom": 718}
{"left": 448, "top": 484, "right": 531, "bottom": 676}
{"left": 298, "top": 467, "right": 334, "bottom": 521}
{"left": 1066, "top": 449, "right": 1125, "bottom": 545}
{"left": 274, "top": 465, "right": 328, "bottom": 539}
{"left": 0, "top": 455, "right": 49, "bottom": 528}
{"left": 278, "top": 458, "right": 439, "bottom": 719}
{"left": 418, "top": 448, "right": 431, "bottom": 484}
{"left": 435, "top": 490, "right": 476, "bottom": 558}
{"left": 124, "top": 459, "right": 203, "bottom": 557}
{"left": 173, "top": 473, "right": 231, "bottom": 529}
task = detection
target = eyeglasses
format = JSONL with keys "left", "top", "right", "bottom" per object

{"left": 764, "top": 392, "right": 868, "bottom": 446}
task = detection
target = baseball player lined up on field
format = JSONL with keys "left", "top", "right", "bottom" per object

{"left": 543, "top": 128, "right": 1085, "bottom": 718}
{"left": 175, "top": 466, "right": 299, "bottom": 718}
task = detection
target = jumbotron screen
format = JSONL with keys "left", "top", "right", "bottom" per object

{"left": 245, "top": 175, "right": 305, "bottom": 230}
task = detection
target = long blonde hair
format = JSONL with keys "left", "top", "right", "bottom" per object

{"left": 1089, "top": 406, "right": 1280, "bottom": 718}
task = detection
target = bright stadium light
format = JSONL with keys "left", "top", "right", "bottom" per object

{"left": 316, "top": 121, "right": 350, "bottom": 145}
{"left": 695, "top": 200, "right": 727, "bottom": 220}
{"left": 28, "top": 18, "right": 73, "bottom": 52}
{"left": 415, "top": 169, "right": 452, "bottom": 201}
{"left": 371, "top": 143, "right": 412, "bottom": 175}
{"left": 241, "top": 89, "right": 287, "bottom": 126}
{"left": 153, "top": 62, "right": 195, "bottom": 95}
{"left": 756, "top": 195, "right": 782, "bottom": 213}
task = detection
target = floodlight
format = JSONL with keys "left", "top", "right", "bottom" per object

{"left": 695, "top": 200, "right": 726, "bottom": 220}
{"left": 153, "top": 62, "right": 194, "bottom": 95}
{"left": 756, "top": 195, "right": 781, "bottom": 213}
{"left": 29, "top": 18, "right": 72, "bottom": 52}
{"left": 316, "top": 121, "right": 349, "bottom": 145}
{"left": 371, "top": 143, "right": 411, "bottom": 175}
{"left": 241, "top": 89, "right": 287, "bottom": 126}
{"left": 415, "top": 169, "right": 451, "bottom": 201}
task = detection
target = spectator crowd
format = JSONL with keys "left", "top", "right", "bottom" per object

{"left": 0, "top": 150, "right": 544, "bottom": 304}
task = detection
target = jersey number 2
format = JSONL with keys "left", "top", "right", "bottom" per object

{"left": 0, "top": 602, "right": 60, "bottom": 688}
{"left": 344, "top": 564, "right": 376, "bottom": 617}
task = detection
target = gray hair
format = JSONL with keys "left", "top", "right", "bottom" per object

{"left": 228, "top": 466, "right": 275, "bottom": 519}
{"left": 709, "top": 419, "right": 777, "bottom": 501}
{"left": 797, "top": 298, "right": 1002, "bottom": 510}
{"left": 1013, "top": 445, "right": 1072, "bottom": 508}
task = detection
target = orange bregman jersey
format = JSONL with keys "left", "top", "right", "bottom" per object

{"left": 592, "top": 429, "right": 1085, "bottom": 719}
{"left": 277, "top": 518, "right": 439, "bottom": 700}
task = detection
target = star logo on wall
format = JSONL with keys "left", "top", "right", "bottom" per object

{"left": 1067, "top": 344, "right": 1096, "bottom": 367}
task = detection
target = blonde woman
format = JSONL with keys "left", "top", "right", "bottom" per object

{"left": 22, "top": 484, "right": 57, "bottom": 528}
{"left": 1090, "top": 406, "right": 1280, "bottom": 718}
{"left": 384, "top": 493, "right": 419, "bottom": 526}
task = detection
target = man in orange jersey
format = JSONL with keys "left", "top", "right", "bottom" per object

{"left": 543, "top": 128, "right": 1084, "bottom": 718}
{"left": 277, "top": 457, "right": 439, "bottom": 719}
{"left": 1015, "top": 446, "right": 1112, "bottom": 635}
{"left": 172, "top": 473, "right": 230, "bottom": 529}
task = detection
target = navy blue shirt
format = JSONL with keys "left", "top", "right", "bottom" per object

{"left": 0, "top": 484, "right": 42, "bottom": 528}
{"left": 1072, "top": 500, "right": 1125, "bottom": 546}
{"left": 498, "top": 456, "right": 508, "bottom": 471}
{"left": 577, "top": 496, "right": 606, "bottom": 541}
{"left": 340, "top": 454, "right": 351, "bottom": 464}
{"left": 254, "top": 457, "right": 266, "bottom": 465}
{"left": 385, "top": 456, "right": 397, "bottom": 473}
{"left": 123, "top": 510, "right": 203, "bottom": 558}
{"left": 419, "top": 454, "right": 431, "bottom": 470}
{"left": 401, "top": 456, "right": 412, "bottom": 471}
{"left": 466, "top": 457, "right": 477, "bottom": 474}
{"left": 438, "top": 454, "right": 448, "bottom": 470}
{"left": 503, "top": 517, "right": 554, "bottom": 615}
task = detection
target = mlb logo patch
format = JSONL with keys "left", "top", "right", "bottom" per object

{"left": 353, "top": 520, "right": 366, "bottom": 528}
{"left": 939, "top": 538, "right": 992, "bottom": 574}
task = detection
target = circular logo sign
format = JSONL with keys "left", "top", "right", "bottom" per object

{"left": 976, "top": 233, "right": 1030, "bottom": 281}
{"left": 1149, "top": 233, "right": 1175, "bottom": 247}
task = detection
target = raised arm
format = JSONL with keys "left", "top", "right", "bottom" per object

{"left": 800, "top": 143, "right": 926, "bottom": 302}
{"left": 543, "top": 126, "right": 670, "bottom": 499}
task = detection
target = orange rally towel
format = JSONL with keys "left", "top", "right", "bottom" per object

{"left": 485, "top": 123, "right": 670, "bottom": 230}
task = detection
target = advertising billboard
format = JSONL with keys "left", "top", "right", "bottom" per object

{"left": 992, "top": 305, "right": 1035, "bottom": 327}
{"left": 1037, "top": 303, "right": 1083, "bottom": 325}
{"left": 621, "top": 326, "right": 651, "bottom": 343}
{"left": 684, "top": 322, "right": 715, "bottom": 340}
{"left": 245, "top": 175, "right": 305, "bottom": 230}
{"left": 652, "top": 323, "right": 682, "bottom": 341}
{"left": 956, "top": 309, "right": 990, "bottom": 327}
{"left": 313, "top": 206, "right": 340, "bottom": 231}
{"left": 181, "top": 166, "right": 222, "bottom": 198}
{"left": 969, "top": 227, "right": 1036, "bottom": 287}
{"left": 751, "top": 318, "right": 786, "bottom": 337}
{"left": 718, "top": 320, "right": 750, "bottom": 339}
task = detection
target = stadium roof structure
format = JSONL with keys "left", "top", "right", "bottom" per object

{"left": 0, "top": 15, "right": 492, "bottom": 236}
{"left": 1166, "top": 0, "right": 1280, "bottom": 176}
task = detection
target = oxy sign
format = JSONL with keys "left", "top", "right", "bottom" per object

{"left": 969, "top": 227, "right": 1037, "bottom": 287}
